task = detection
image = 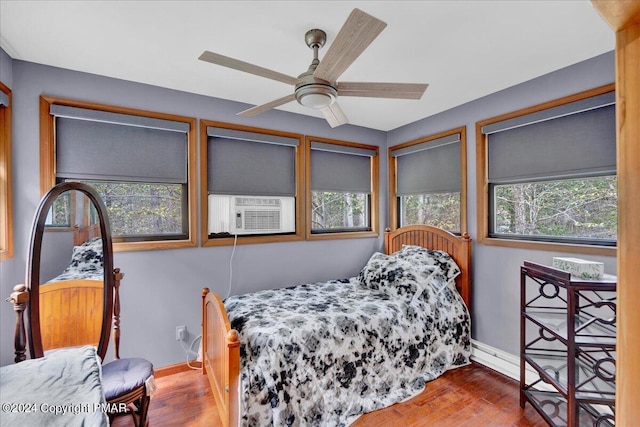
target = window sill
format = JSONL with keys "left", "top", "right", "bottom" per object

{"left": 114, "top": 239, "right": 197, "bottom": 252}
{"left": 202, "top": 232, "right": 304, "bottom": 247}
{"left": 477, "top": 235, "right": 616, "bottom": 257}
{"left": 306, "top": 230, "right": 379, "bottom": 241}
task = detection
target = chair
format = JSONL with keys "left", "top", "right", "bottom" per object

{"left": 102, "top": 269, "right": 155, "bottom": 427}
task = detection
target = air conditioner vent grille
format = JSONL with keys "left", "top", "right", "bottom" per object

{"left": 235, "top": 197, "right": 281, "bottom": 207}
{"left": 244, "top": 210, "right": 281, "bottom": 231}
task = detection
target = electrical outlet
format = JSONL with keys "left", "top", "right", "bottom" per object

{"left": 176, "top": 325, "right": 186, "bottom": 341}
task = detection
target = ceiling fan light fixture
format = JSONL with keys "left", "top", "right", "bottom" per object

{"left": 295, "top": 84, "right": 337, "bottom": 109}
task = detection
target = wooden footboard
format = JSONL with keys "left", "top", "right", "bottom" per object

{"left": 39, "top": 279, "right": 104, "bottom": 350}
{"left": 201, "top": 288, "right": 240, "bottom": 427}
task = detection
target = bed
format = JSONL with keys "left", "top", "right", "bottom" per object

{"left": 201, "top": 225, "right": 472, "bottom": 427}
{"left": 39, "top": 237, "right": 105, "bottom": 350}
{"left": 0, "top": 345, "right": 110, "bottom": 427}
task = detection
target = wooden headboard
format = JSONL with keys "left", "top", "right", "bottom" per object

{"left": 384, "top": 225, "right": 472, "bottom": 310}
{"left": 73, "top": 223, "right": 101, "bottom": 246}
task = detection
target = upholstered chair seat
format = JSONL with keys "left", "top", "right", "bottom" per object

{"left": 102, "top": 357, "right": 154, "bottom": 427}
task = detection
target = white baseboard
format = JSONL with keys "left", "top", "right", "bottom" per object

{"left": 472, "top": 340, "right": 570, "bottom": 395}
{"left": 471, "top": 339, "right": 521, "bottom": 381}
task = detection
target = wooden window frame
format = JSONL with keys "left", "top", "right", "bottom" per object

{"left": 40, "top": 96, "right": 198, "bottom": 252}
{"left": 475, "top": 83, "right": 616, "bottom": 256}
{"left": 0, "top": 82, "right": 13, "bottom": 260}
{"left": 200, "top": 120, "right": 305, "bottom": 247}
{"left": 305, "top": 135, "right": 379, "bottom": 241}
{"left": 388, "top": 126, "right": 467, "bottom": 234}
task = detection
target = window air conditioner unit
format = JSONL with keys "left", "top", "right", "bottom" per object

{"left": 208, "top": 195, "right": 295, "bottom": 235}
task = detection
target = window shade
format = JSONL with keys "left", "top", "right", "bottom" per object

{"left": 481, "top": 91, "right": 615, "bottom": 135}
{"left": 207, "top": 128, "right": 297, "bottom": 197}
{"left": 0, "top": 91, "right": 8, "bottom": 107}
{"left": 487, "top": 103, "right": 616, "bottom": 183}
{"left": 310, "top": 142, "right": 373, "bottom": 193}
{"left": 393, "top": 134, "right": 461, "bottom": 195}
{"left": 207, "top": 126, "right": 299, "bottom": 147}
{"left": 54, "top": 112, "right": 189, "bottom": 183}
{"left": 51, "top": 105, "right": 189, "bottom": 132}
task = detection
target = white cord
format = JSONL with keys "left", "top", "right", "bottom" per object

{"left": 225, "top": 233, "right": 238, "bottom": 299}
{"left": 181, "top": 333, "right": 202, "bottom": 370}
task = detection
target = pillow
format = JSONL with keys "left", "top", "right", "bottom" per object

{"left": 357, "top": 252, "right": 436, "bottom": 300}
{"left": 62, "top": 237, "right": 104, "bottom": 274}
{"left": 395, "top": 245, "right": 461, "bottom": 293}
{"left": 396, "top": 245, "right": 461, "bottom": 282}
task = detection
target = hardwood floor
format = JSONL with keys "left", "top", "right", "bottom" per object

{"left": 112, "top": 362, "right": 547, "bottom": 427}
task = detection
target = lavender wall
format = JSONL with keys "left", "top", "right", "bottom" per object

{"left": 387, "top": 51, "right": 617, "bottom": 355}
{"left": 0, "top": 58, "right": 386, "bottom": 367}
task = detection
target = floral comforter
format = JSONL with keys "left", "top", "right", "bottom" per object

{"left": 225, "top": 245, "right": 471, "bottom": 426}
{"left": 47, "top": 237, "right": 103, "bottom": 283}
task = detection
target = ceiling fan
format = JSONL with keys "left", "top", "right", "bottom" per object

{"left": 198, "top": 8, "right": 428, "bottom": 128}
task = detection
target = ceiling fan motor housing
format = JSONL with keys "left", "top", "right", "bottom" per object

{"left": 295, "top": 73, "right": 337, "bottom": 108}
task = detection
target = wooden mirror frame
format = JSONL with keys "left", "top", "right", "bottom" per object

{"left": 26, "top": 182, "right": 114, "bottom": 360}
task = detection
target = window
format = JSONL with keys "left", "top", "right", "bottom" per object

{"left": 389, "top": 127, "right": 466, "bottom": 234}
{"left": 45, "top": 190, "right": 73, "bottom": 228}
{"left": 201, "top": 120, "right": 304, "bottom": 246}
{"left": 40, "top": 97, "right": 197, "bottom": 251}
{"left": 476, "top": 84, "right": 616, "bottom": 254}
{"left": 0, "top": 82, "right": 12, "bottom": 260}
{"left": 306, "top": 136, "right": 379, "bottom": 239}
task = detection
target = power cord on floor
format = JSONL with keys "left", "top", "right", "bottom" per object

{"left": 181, "top": 333, "right": 202, "bottom": 370}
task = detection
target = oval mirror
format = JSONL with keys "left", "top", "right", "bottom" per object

{"left": 27, "top": 182, "right": 114, "bottom": 360}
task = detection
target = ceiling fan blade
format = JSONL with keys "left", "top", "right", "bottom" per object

{"left": 199, "top": 51, "right": 298, "bottom": 86}
{"left": 321, "top": 102, "right": 348, "bottom": 128}
{"left": 338, "top": 82, "right": 429, "bottom": 99}
{"left": 313, "top": 9, "right": 387, "bottom": 83}
{"left": 237, "top": 93, "right": 296, "bottom": 117}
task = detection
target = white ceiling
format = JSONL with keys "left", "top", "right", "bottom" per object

{"left": 0, "top": 1, "right": 614, "bottom": 131}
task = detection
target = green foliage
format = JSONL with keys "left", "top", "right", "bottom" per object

{"left": 311, "top": 192, "right": 368, "bottom": 230}
{"left": 494, "top": 175, "right": 617, "bottom": 240}
{"left": 400, "top": 192, "right": 461, "bottom": 232}
{"left": 78, "top": 181, "right": 184, "bottom": 237}
{"left": 48, "top": 192, "right": 72, "bottom": 227}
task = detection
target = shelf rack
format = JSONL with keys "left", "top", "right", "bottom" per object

{"left": 520, "top": 261, "right": 616, "bottom": 426}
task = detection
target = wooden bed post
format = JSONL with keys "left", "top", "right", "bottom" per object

{"left": 8, "top": 284, "right": 29, "bottom": 363}
{"left": 112, "top": 268, "right": 124, "bottom": 360}
{"left": 201, "top": 288, "right": 209, "bottom": 376}
{"left": 458, "top": 232, "right": 472, "bottom": 313}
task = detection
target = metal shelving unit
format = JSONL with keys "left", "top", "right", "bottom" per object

{"left": 520, "top": 261, "right": 616, "bottom": 426}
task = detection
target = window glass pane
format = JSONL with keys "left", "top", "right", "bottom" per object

{"left": 493, "top": 175, "right": 617, "bottom": 241}
{"left": 45, "top": 192, "right": 72, "bottom": 227}
{"left": 311, "top": 191, "right": 369, "bottom": 232}
{"left": 73, "top": 180, "right": 185, "bottom": 239}
{"left": 399, "top": 192, "right": 460, "bottom": 232}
